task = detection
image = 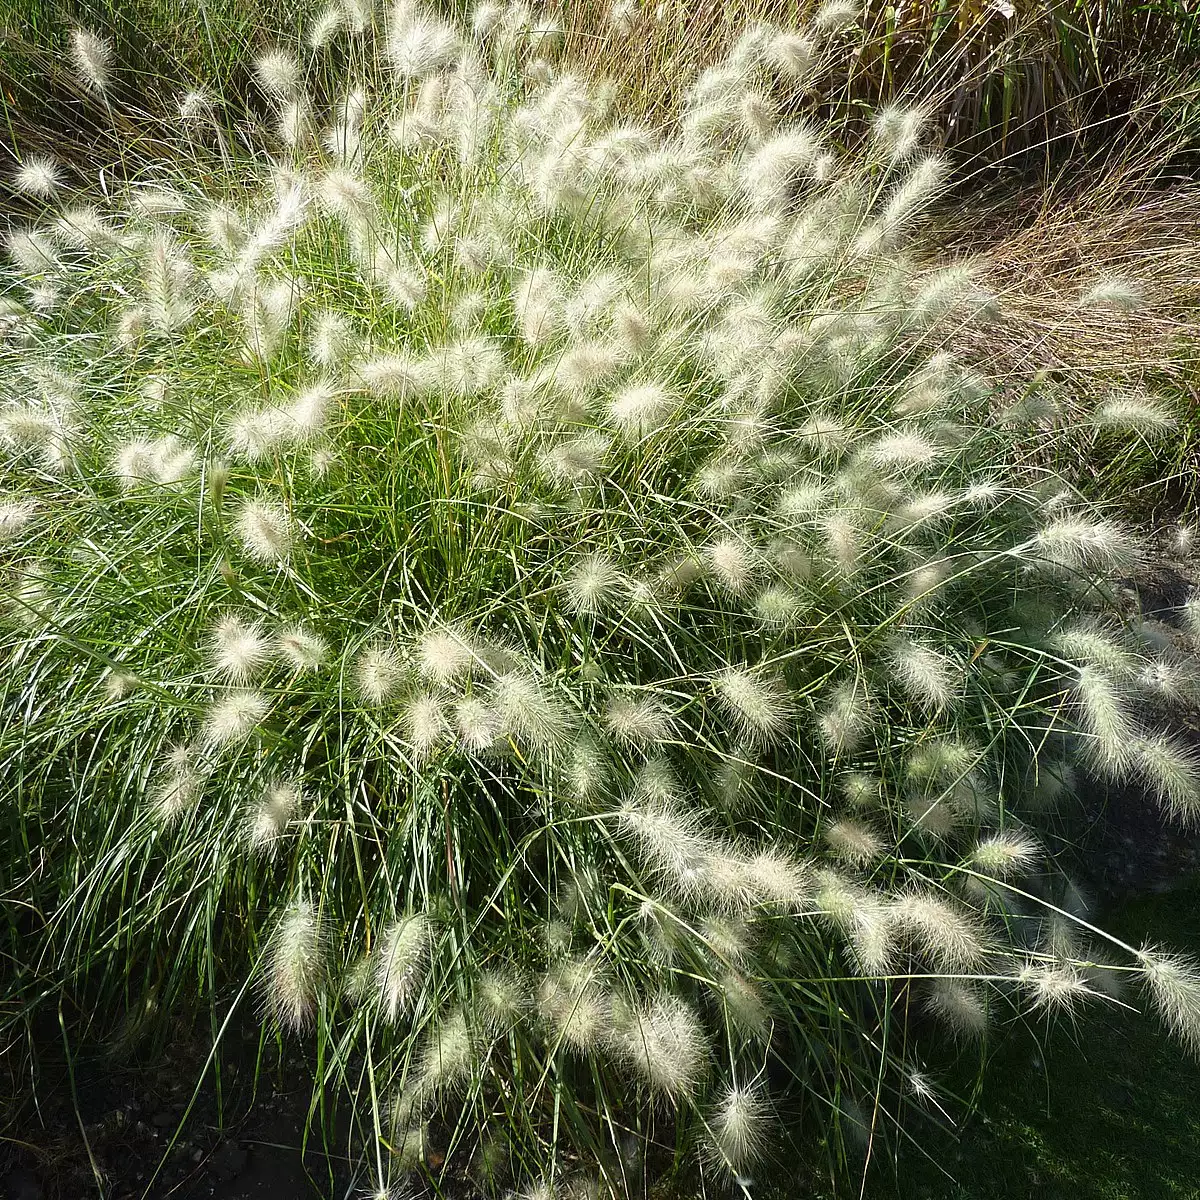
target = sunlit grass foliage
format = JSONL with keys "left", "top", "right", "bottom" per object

{"left": 4, "top": 1, "right": 1200, "bottom": 1195}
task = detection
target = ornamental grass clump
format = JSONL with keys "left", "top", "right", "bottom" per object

{"left": 3, "top": 2, "right": 1200, "bottom": 1194}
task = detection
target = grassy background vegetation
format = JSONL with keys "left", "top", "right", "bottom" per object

{"left": 843, "top": 883, "right": 1200, "bottom": 1200}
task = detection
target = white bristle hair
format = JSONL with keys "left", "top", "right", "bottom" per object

{"left": 266, "top": 898, "right": 325, "bottom": 1030}
{"left": 68, "top": 28, "right": 111, "bottom": 92}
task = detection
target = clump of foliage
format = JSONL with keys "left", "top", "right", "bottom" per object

{"left": 4, "top": 2, "right": 1200, "bottom": 1195}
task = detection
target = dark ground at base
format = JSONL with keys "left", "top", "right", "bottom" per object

{"left": 4, "top": 882, "right": 1200, "bottom": 1200}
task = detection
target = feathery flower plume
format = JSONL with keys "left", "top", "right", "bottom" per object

{"left": 275, "top": 624, "right": 328, "bottom": 673}
{"left": 863, "top": 429, "right": 941, "bottom": 472}
{"left": 69, "top": 28, "right": 111, "bottom": 91}
{"left": 741, "top": 127, "right": 822, "bottom": 209}
{"left": 713, "top": 665, "right": 794, "bottom": 747}
{"left": 608, "top": 382, "right": 675, "bottom": 439}
{"left": 1029, "top": 516, "right": 1136, "bottom": 576}
{"left": 970, "top": 831, "right": 1040, "bottom": 878}
{"left": 1132, "top": 731, "right": 1200, "bottom": 823}
{"left": 8, "top": 228, "right": 61, "bottom": 274}
{"left": 752, "top": 584, "right": 806, "bottom": 629}
{"left": 202, "top": 689, "right": 271, "bottom": 748}
{"left": 1018, "top": 960, "right": 1093, "bottom": 1014}
{"left": 512, "top": 267, "right": 563, "bottom": 346}
{"left": 308, "top": 4, "right": 346, "bottom": 47}
{"left": 817, "top": 681, "right": 871, "bottom": 756}
{"left": 454, "top": 696, "right": 503, "bottom": 754}
{"left": 472, "top": 2, "right": 504, "bottom": 38}
{"left": 603, "top": 694, "right": 674, "bottom": 747}
{"left": 376, "top": 914, "right": 431, "bottom": 1020}
{"left": 416, "top": 624, "right": 476, "bottom": 685}
{"left": 766, "top": 31, "right": 816, "bottom": 79}
{"left": 704, "top": 1082, "right": 771, "bottom": 1172}
{"left": 308, "top": 310, "right": 355, "bottom": 368}
{"left": 493, "top": 671, "right": 576, "bottom": 751}
{"left": 402, "top": 691, "right": 450, "bottom": 758}
{"left": 611, "top": 995, "right": 708, "bottom": 1101}
{"left": 0, "top": 497, "right": 37, "bottom": 541}
{"left": 925, "top": 979, "right": 988, "bottom": 1037}
{"left": 705, "top": 535, "right": 757, "bottom": 595}
{"left": 824, "top": 818, "right": 883, "bottom": 868}
{"left": 234, "top": 496, "right": 296, "bottom": 563}
{"left": 247, "top": 781, "right": 302, "bottom": 853}
{"left": 150, "top": 748, "right": 203, "bottom": 821}
{"left": 814, "top": 0, "right": 862, "bottom": 32}
{"left": 355, "top": 644, "right": 406, "bottom": 704}
{"left": 538, "top": 959, "right": 611, "bottom": 1054}
{"left": 1092, "top": 394, "right": 1177, "bottom": 437}
{"left": 254, "top": 49, "right": 301, "bottom": 100}
{"left": 562, "top": 554, "right": 626, "bottom": 618}
{"left": 541, "top": 432, "right": 612, "bottom": 486}
{"left": 415, "top": 1008, "right": 475, "bottom": 1096}
{"left": 209, "top": 614, "right": 271, "bottom": 682}
{"left": 1080, "top": 277, "right": 1143, "bottom": 312}
{"left": 386, "top": 2, "right": 460, "bottom": 78}
{"left": 618, "top": 800, "right": 712, "bottom": 885}
{"left": 890, "top": 892, "right": 987, "bottom": 970}
{"left": 870, "top": 104, "right": 924, "bottom": 160}
{"left": 178, "top": 88, "right": 215, "bottom": 122}
{"left": 1051, "top": 623, "right": 1138, "bottom": 677}
{"left": 1073, "top": 665, "right": 1137, "bottom": 774}
{"left": 112, "top": 435, "right": 197, "bottom": 488}
{"left": 476, "top": 966, "right": 530, "bottom": 1033}
{"left": 888, "top": 639, "right": 959, "bottom": 712}
{"left": 266, "top": 899, "right": 325, "bottom": 1030}
{"left": 12, "top": 157, "right": 63, "bottom": 199}
{"left": 1137, "top": 945, "right": 1200, "bottom": 1054}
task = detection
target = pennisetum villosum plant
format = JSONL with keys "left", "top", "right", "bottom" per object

{"left": 3, "top": 1, "right": 1200, "bottom": 1195}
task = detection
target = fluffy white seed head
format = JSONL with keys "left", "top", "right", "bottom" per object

{"left": 889, "top": 892, "right": 987, "bottom": 970}
{"left": 387, "top": 3, "right": 461, "bottom": 78}
{"left": 209, "top": 614, "right": 271, "bottom": 682}
{"left": 1133, "top": 731, "right": 1200, "bottom": 823}
{"left": 925, "top": 979, "right": 988, "bottom": 1037}
{"left": 1080, "top": 277, "right": 1143, "bottom": 312}
{"left": 376, "top": 914, "right": 431, "bottom": 1021}
{"left": 538, "top": 959, "right": 611, "bottom": 1054}
{"left": 202, "top": 689, "right": 271, "bottom": 747}
{"left": 1030, "top": 517, "right": 1137, "bottom": 576}
{"left": 609, "top": 382, "right": 676, "bottom": 439}
{"left": 493, "top": 671, "right": 576, "bottom": 751}
{"left": 254, "top": 49, "right": 301, "bottom": 100}
{"left": 888, "top": 640, "right": 958, "bottom": 712}
{"left": 0, "top": 498, "right": 37, "bottom": 541}
{"left": 611, "top": 995, "right": 708, "bottom": 1102}
{"left": 416, "top": 625, "right": 476, "bottom": 685}
{"left": 824, "top": 818, "right": 884, "bottom": 868}
{"left": 356, "top": 644, "right": 406, "bottom": 705}
{"left": 705, "top": 536, "right": 757, "bottom": 595}
{"left": 234, "top": 497, "right": 296, "bottom": 563}
{"left": 69, "top": 28, "right": 111, "bottom": 91}
{"left": 713, "top": 666, "right": 794, "bottom": 747}
{"left": 970, "top": 831, "right": 1040, "bottom": 879}
{"left": 13, "top": 157, "right": 64, "bottom": 199}
{"left": 266, "top": 899, "right": 325, "bottom": 1030}
{"left": 247, "top": 781, "right": 302, "bottom": 853}
{"left": 603, "top": 694, "right": 675, "bottom": 747}
{"left": 704, "top": 1082, "right": 771, "bottom": 1172}
{"left": 1073, "top": 666, "right": 1137, "bottom": 775}
{"left": 275, "top": 625, "right": 328, "bottom": 673}
{"left": 402, "top": 691, "right": 450, "bottom": 759}
{"left": 1138, "top": 945, "right": 1200, "bottom": 1054}
{"left": 1092, "top": 395, "right": 1176, "bottom": 437}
